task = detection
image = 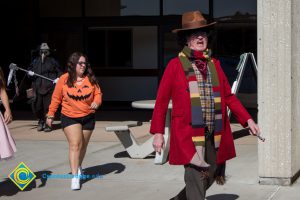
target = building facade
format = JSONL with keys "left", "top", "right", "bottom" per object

{"left": 2, "top": 0, "right": 300, "bottom": 186}
{"left": 0, "top": 0, "right": 257, "bottom": 103}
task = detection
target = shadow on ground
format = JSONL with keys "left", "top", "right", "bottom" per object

{"left": 0, "top": 163, "right": 126, "bottom": 196}
{"left": 0, "top": 170, "right": 52, "bottom": 197}
{"left": 114, "top": 151, "right": 155, "bottom": 159}
{"left": 232, "top": 128, "right": 250, "bottom": 140}
{"left": 206, "top": 194, "right": 239, "bottom": 200}
{"left": 80, "top": 162, "right": 125, "bottom": 185}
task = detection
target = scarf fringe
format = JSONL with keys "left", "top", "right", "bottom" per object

{"left": 215, "top": 176, "right": 226, "bottom": 185}
{"left": 215, "top": 162, "right": 226, "bottom": 185}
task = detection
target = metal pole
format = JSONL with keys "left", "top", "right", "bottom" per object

{"left": 8, "top": 63, "right": 54, "bottom": 83}
{"left": 16, "top": 67, "right": 54, "bottom": 82}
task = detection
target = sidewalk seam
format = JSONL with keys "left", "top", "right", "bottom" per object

{"left": 267, "top": 186, "right": 281, "bottom": 200}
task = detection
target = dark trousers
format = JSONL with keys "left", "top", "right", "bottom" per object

{"left": 171, "top": 137, "right": 217, "bottom": 200}
{"left": 33, "top": 92, "right": 52, "bottom": 122}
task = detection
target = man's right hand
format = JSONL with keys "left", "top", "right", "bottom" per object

{"left": 28, "top": 70, "right": 35, "bottom": 76}
{"left": 153, "top": 133, "right": 165, "bottom": 154}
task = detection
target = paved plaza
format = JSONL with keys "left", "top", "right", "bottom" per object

{"left": 0, "top": 110, "right": 299, "bottom": 200}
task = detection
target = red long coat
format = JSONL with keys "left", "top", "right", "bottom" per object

{"left": 150, "top": 57, "right": 251, "bottom": 165}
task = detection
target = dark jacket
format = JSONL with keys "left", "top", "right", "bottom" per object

{"left": 29, "top": 56, "right": 63, "bottom": 95}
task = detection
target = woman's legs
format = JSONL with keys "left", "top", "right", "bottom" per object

{"left": 64, "top": 124, "right": 83, "bottom": 175}
{"left": 79, "top": 130, "right": 93, "bottom": 167}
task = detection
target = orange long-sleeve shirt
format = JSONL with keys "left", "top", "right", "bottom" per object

{"left": 48, "top": 73, "right": 102, "bottom": 118}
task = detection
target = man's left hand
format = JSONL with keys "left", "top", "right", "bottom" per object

{"left": 247, "top": 119, "right": 260, "bottom": 136}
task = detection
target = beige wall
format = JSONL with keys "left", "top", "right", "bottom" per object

{"left": 291, "top": 0, "right": 300, "bottom": 177}
{"left": 258, "top": 0, "right": 300, "bottom": 185}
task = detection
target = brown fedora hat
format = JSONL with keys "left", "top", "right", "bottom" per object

{"left": 172, "top": 11, "right": 216, "bottom": 33}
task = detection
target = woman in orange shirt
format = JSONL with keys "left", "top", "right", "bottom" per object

{"left": 46, "top": 52, "right": 102, "bottom": 190}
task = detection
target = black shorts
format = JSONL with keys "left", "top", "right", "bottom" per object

{"left": 61, "top": 113, "right": 95, "bottom": 130}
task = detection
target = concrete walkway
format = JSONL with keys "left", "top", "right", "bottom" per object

{"left": 0, "top": 116, "right": 299, "bottom": 200}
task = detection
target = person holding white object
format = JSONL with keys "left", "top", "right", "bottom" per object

{"left": 28, "top": 43, "right": 63, "bottom": 132}
{"left": 27, "top": 70, "right": 35, "bottom": 76}
{"left": 150, "top": 10, "right": 260, "bottom": 200}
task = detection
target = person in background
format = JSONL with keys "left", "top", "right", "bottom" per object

{"left": 150, "top": 11, "right": 260, "bottom": 200}
{"left": 0, "top": 67, "right": 16, "bottom": 160}
{"left": 28, "top": 42, "right": 63, "bottom": 132}
{"left": 46, "top": 52, "right": 102, "bottom": 190}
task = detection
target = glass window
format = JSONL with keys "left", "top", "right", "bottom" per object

{"left": 39, "top": 0, "right": 81, "bottom": 17}
{"left": 131, "top": 26, "right": 158, "bottom": 69}
{"left": 85, "top": 0, "right": 159, "bottom": 16}
{"left": 121, "top": 0, "right": 159, "bottom": 16}
{"left": 213, "top": 0, "right": 257, "bottom": 57}
{"left": 87, "top": 30, "right": 106, "bottom": 67}
{"left": 214, "top": 0, "right": 256, "bottom": 18}
{"left": 87, "top": 28, "right": 132, "bottom": 68}
{"left": 39, "top": 25, "right": 83, "bottom": 68}
{"left": 87, "top": 26, "right": 158, "bottom": 69}
{"left": 214, "top": 25, "right": 256, "bottom": 56}
{"left": 107, "top": 30, "right": 132, "bottom": 67}
{"left": 164, "top": 31, "right": 181, "bottom": 66}
{"left": 163, "top": 0, "right": 209, "bottom": 15}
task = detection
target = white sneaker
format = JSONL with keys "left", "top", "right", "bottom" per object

{"left": 71, "top": 176, "right": 80, "bottom": 190}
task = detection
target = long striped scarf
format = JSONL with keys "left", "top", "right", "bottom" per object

{"left": 179, "top": 46, "right": 223, "bottom": 148}
{"left": 192, "top": 63, "right": 214, "bottom": 133}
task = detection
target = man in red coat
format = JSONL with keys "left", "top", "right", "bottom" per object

{"left": 150, "top": 10, "right": 260, "bottom": 200}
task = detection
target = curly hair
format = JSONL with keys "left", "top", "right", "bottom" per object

{"left": 66, "top": 52, "right": 98, "bottom": 88}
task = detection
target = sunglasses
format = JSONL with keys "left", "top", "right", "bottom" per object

{"left": 190, "top": 31, "right": 208, "bottom": 37}
{"left": 77, "top": 61, "right": 89, "bottom": 66}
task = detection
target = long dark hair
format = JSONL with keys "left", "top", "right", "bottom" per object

{"left": 66, "top": 52, "right": 98, "bottom": 88}
{"left": 0, "top": 67, "right": 6, "bottom": 89}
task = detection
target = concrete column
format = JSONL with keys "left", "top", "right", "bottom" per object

{"left": 258, "top": 0, "right": 300, "bottom": 185}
